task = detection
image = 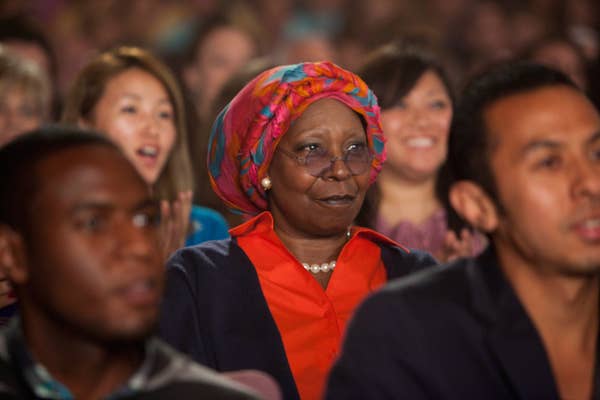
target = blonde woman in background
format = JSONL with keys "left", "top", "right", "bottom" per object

{"left": 0, "top": 46, "right": 50, "bottom": 147}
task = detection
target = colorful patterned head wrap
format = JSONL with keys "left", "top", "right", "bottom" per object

{"left": 208, "top": 61, "right": 386, "bottom": 215}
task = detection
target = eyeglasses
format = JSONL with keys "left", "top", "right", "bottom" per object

{"left": 277, "top": 145, "right": 372, "bottom": 177}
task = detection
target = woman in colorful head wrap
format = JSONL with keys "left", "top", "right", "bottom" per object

{"left": 159, "top": 61, "right": 436, "bottom": 400}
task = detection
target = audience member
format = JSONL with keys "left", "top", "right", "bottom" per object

{"left": 357, "top": 41, "right": 484, "bottom": 261}
{"left": 0, "top": 46, "right": 50, "bottom": 147}
{"left": 197, "top": 57, "right": 275, "bottom": 226}
{"left": 451, "top": 0, "right": 514, "bottom": 78}
{"left": 0, "top": 127, "right": 262, "bottom": 399}
{"left": 62, "top": 46, "right": 229, "bottom": 254}
{"left": 279, "top": 33, "right": 339, "bottom": 65}
{"left": 524, "top": 33, "right": 589, "bottom": 90}
{"left": 0, "top": 47, "right": 51, "bottom": 327}
{"left": 326, "top": 62, "right": 600, "bottom": 399}
{"left": 159, "top": 61, "right": 436, "bottom": 400}
{"left": 182, "top": 11, "right": 262, "bottom": 122}
{"left": 0, "top": 15, "right": 59, "bottom": 118}
{"left": 180, "top": 10, "right": 263, "bottom": 215}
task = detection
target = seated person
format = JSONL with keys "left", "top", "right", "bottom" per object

{"left": 0, "top": 127, "right": 262, "bottom": 399}
{"left": 326, "top": 62, "right": 600, "bottom": 399}
{"left": 159, "top": 61, "right": 437, "bottom": 400}
{"left": 0, "top": 45, "right": 50, "bottom": 147}
{"left": 62, "top": 46, "right": 230, "bottom": 256}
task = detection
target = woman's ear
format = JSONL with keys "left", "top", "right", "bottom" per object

{"left": 0, "top": 225, "right": 28, "bottom": 285}
{"left": 449, "top": 180, "right": 499, "bottom": 233}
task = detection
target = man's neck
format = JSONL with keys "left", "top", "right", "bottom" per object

{"left": 20, "top": 310, "right": 144, "bottom": 400}
{"left": 495, "top": 240, "right": 599, "bottom": 400}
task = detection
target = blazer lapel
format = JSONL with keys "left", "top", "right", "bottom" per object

{"left": 470, "top": 249, "right": 560, "bottom": 400}
{"left": 487, "top": 328, "right": 559, "bottom": 400}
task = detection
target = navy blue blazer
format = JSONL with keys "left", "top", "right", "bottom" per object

{"left": 326, "top": 247, "right": 600, "bottom": 399}
{"left": 158, "top": 238, "right": 436, "bottom": 400}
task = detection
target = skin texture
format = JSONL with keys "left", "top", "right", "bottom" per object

{"left": 451, "top": 85, "right": 600, "bottom": 400}
{"left": 20, "top": 146, "right": 163, "bottom": 341}
{"left": 267, "top": 98, "right": 371, "bottom": 288}
{"left": 0, "top": 145, "right": 163, "bottom": 398}
{"left": 268, "top": 98, "right": 370, "bottom": 238}
{"left": 88, "top": 67, "right": 176, "bottom": 185}
{"left": 0, "top": 86, "right": 43, "bottom": 146}
{"left": 486, "top": 85, "right": 600, "bottom": 276}
{"left": 380, "top": 70, "right": 452, "bottom": 182}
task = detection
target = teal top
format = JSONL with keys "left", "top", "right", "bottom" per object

{"left": 186, "top": 205, "right": 230, "bottom": 246}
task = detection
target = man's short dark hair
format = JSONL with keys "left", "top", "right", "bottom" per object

{"left": 437, "top": 62, "right": 577, "bottom": 231}
{"left": 0, "top": 125, "right": 118, "bottom": 237}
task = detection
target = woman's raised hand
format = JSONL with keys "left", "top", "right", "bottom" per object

{"left": 439, "top": 228, "right": 476, "bottom": 263}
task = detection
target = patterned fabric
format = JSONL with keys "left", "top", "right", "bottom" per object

{"left": 208, "top": 61, "right": 386, "bottom": 215}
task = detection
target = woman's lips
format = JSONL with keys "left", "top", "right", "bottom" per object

{"left": 403, "top": 136, "right": 436, "bottom": 149}
{"left": 317, "top": 194, "right": 355, "bottom": 206}
{"left": 572, "top": 217, "right": 600, "bottom": 242}
{"left": 136, "top": 145, "right": 160, "bottom": 168}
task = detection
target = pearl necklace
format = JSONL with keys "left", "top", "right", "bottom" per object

{"left": 302, "top": 261, "right": 336, "bottom": 274}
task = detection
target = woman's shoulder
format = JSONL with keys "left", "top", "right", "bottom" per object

{"left": 170, "top": 238, "right": 238, "bottom": 267}
{"left": 167, "top": 238, "right": 256, "bottom": 278}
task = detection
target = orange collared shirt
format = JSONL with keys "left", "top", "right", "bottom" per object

{"left": 232, "top": 211, "right": 402, "bottom": 400}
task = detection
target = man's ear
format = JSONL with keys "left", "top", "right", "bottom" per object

{"left": 0, "top": 225, "right": 28, "bottom": 285}
{"left": 449, "top": 180, "right": 499, "bottom": 233}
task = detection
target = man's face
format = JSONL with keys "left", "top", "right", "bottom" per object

{"left": 24, "top": 145, "right": 163, "bottom": 341}
{"left": 485, "top": 85, "right": 600, "bottom": 275}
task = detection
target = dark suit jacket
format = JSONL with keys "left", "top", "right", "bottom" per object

{"left": 158, "top": 238, "right": 436, "bottom": 400}
{"left": 326, "top": 247, "right": 600, "bottom": 399}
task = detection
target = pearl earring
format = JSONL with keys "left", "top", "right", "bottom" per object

{"left": 261, "top": 176, "right": 272, "bottom": 191}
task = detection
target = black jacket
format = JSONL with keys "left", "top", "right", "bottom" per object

{"left": 159, "top": 238, "right": 436, "bottom": 400}
{"left": 326, "top": 247, "right": 600, "bottom": 399}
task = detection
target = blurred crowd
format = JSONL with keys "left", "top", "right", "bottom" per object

{"left": 1, "top": 1, "right": 600, "bottom": 399}
{"left": 1, "top": 0, "right": 599, "bottom": 90}
{"left": 2, "top": 0, "right": 598, "bottom": 220}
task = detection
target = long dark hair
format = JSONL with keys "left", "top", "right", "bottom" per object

{"left": 355, "top": 39, "right": 454, "bottom": 228}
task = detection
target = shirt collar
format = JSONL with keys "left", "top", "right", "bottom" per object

{"left": 230, "top": 210, "right": 409, "bottom": 252}
{"left": 3, "top": 318, "right": 159, "bottom": 400}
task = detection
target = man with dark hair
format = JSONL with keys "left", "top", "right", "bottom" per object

{"left": 326, "top": 62, "right": 600, "bottom": 399}
{"left": 0, "top": 127, "right": 260, "bottom": 399}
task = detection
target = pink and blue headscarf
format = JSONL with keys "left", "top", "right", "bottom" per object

{"left": 208, "top": 61, "right": 386, "bottom": 215}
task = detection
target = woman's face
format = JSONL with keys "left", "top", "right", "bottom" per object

{"left": 88, "top": 67, "right": 176, "bottom": 184}
{"left": 381, "top": 70, "right": 452, "bottom": 182}
{"left": 187, "top": 26, "right": 257, "bottom": 117}
{"left": 268, "top": 98, "right": 371, "bottom": 237}
{"left": 0, "top": 85, "right": 43, "bottom": 146}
